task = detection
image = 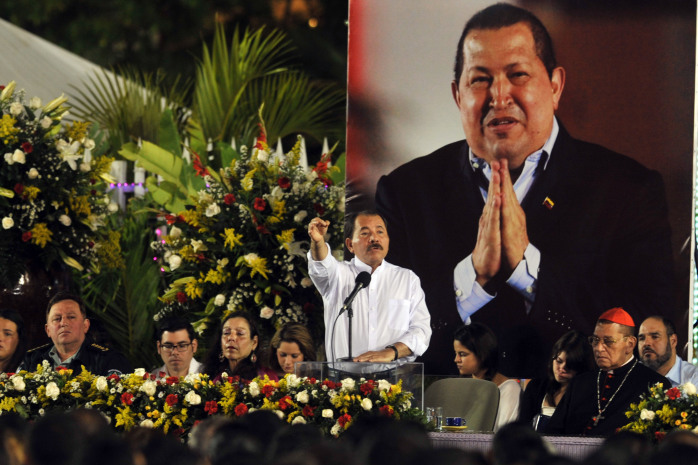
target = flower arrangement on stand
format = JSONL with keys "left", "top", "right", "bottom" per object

{"left": 0, "top": 368, "right": 422, "bottom": 440}
{"left": 622, "top": 381, "right": 698, "bottom": 441}
{"left": 0, "top": 81, "right": 121, "bottom": 288}
{"left": 152, "top": 121, "right": 345, "bottom": 341}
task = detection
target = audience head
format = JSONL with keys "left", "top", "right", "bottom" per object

{"left": 342, "top": 415, "right": 430, "bottom": 465}
{"left": 453, "top": 322, "right": 498, "bottom": 380}
{"left": 548, "top": 330, "right": 593, "bottom": 388}
{"left": 0, "top": 413, "right": 28, "bottom": 465}
{"left": 581, "top": 430, "right": 651, "bottom": 465}
{"left": 638, "top": 316, "right": 677, "bottom": 374}
{"left": 592, "top": 307, "right": 636, "bottom": 370}
{"left": 0, "top": 308, "right": 26, "bottom": 373}
{"left": 155, "top": 315, "right": 199, "bottom": 377}
{"left": 491, "top": 423, "right": 551, "bottom": 465}
{"left": 269, "top": 323, "right": 316, "bottom": 375}
{"left": 204, "top": 311, "right": 260, "bottom": 380}
{"left": 44, "top": 292, "right": 90, "bottom": 353}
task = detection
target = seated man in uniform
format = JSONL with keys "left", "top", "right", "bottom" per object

{"left": 21, "top": 292, "right": 132, "bottom": 375}
{"left": 546, "top": 308, "right": 667, "bottom": 436}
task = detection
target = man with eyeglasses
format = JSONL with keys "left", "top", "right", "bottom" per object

{"left": 638, "top": 316, "right": 698, "bottom": 388}
{"left": 151, "top": 316, "right": 202, "bottom": 378}
{"left": 546, "top": 308, "right": 667, "bottom": 436}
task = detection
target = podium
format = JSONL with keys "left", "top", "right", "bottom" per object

{"left": 294, "top": 361, "right": 424, "bottom": 410}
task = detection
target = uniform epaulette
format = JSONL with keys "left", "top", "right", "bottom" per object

{"left": 90, "top": 343, "right": 111, "bottom": 352}
{"left": 26, "top": 343, "right": 51, "bottom": 353}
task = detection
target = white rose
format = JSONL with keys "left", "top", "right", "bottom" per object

{"left": 330, "top": 423, "right": 341, "bottom": 436}
{"left": 2, "top": 217, "right": 14, "bottom": 229}
{"left": 3, "top": 152, "right": 13, "bottom": 165}
{"left": 40, "top": 116, "right": 53, "bottom": 129}
{"left": 12, "top": 149, "right": 25, "bottom": 164}
{"left": 10, "top": 375, "right": 25, "bottom": 391}
{"left": 191, "top": 239, "right": 207, "bottom": 253}
{"left": 107, "top": 203, "right": 119, "bottom": 213}
{"left": 59, "top": 214, "right": 72, "bottom": 226}
{"left": 9, "top": 102, "right": 23, "bottom": 116}
{"left": 185, "top": 391, "right": 202, "bottom": 405}
{"left": 140, "top": 380, "right": 157, "bottom": 397}
{"left": 341, "top": 378, "right": 355, "bottom": 392}
{"left": 378, "top": 380, "right": 391, "bottom": 392}
{"left": 29, "top": 97, "right": 42, "bottom": 109}
{"left": 322, "top": 409, "right": 334, "bottom": 419}
{"left": 292, "top": 416, "right": 306, "bottom": 425}
{"left": 275, "top": 410, "right": 284, "bottom": 420}
{"left": 683, "top": 382, "right": 696, "bottom": 395}
{"left": 248, "top": 381, "right": 260, "bottom": 397}
{"left": 46, "top": 382, "right": 60, "bottom": 400}
{"left": 361, "top": 398, "right": 373, "bottom": 411}
{"left": 286, "top": 374, "right": 301, "bottom": 388}
{"left": 84, "top": 138, "right": 96, "bottom": 150}
{"left": 140, "top": 419, "right": 154, "bottom": 428}
{"left": 28, "top": 168, "right": 39, "bottom": 179}
{"left": 294, "top": 210, "right": 308, "bottom": 223}
{"left": 95, "top": 376, "right": 108, "bottom": 392}
{"left": 205, "top": 203, "right": 221, "bottom": 217}
{"left": 134, "top": 368, "right": 146, "bottom": 377}
{"left": 260, "top": 306, "right": 274, "bottom": 319}
{"left": 79, "top": 162, "right": 91, "bottom": 172}
{"left": 640, "top": 409, "right": 656, "bottom": 421}
{"left": 169, "top": 226, "right": 182, "bottom": 239}
{"left": 214, "top": 294, "right": 226, "bottom": 306}
{"left": 295, "top": 390, "right": 309, "bottom": 404}
{"left": 167, "top": 255, "right": 182, "bottom": 271}
{"left": 256, "top": 149, "right": 269, "bottom": 163}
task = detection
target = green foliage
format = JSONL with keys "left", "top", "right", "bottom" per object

{"left": 77, "top": 199, "right": 164, "bottom": 369}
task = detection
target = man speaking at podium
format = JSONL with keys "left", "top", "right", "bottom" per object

{"left": 307, "top": 211, "right": 431, "bottom": 364}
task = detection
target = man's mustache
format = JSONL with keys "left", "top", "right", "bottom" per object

{"left": 642, "top": 348, "right": 656, "bottom": 355}
{"left": 367, "top": 244, "right": 383, "bottom": 251}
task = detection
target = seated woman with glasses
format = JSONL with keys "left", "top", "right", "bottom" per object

{"left": 0, "top": 308, "right": 27, "bottom": 374}
{"left": 519, "top": 330, "right": 593, "bottom": 431}
{"left": 453, "top": 322, "right": 521, "bottom": 432}
{"left": 202, "top": 311, "right": 278, "bottom": 381}
{"left": 151, "top": 316, "right": 202, "bottom": 378}
{"left": 268, "top": 323, "right": 316, "bottom": 377}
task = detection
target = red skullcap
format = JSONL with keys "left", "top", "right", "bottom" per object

{"left": 598, "top": 307, "right": 635, "bottom": 327}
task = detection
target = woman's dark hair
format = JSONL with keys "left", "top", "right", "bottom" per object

{"left": 203, "top": 311, "right": 261, "bottom": 380}
{"left": 268, "top": 323, "right": 316, "bottom": 373}
{"left": 545, "top": 330, "right": 593, "bottom": 405}
{"left": 0, "top": 308, "right": 26, "bottom": 373}
{"left": 453, "top": 322, "right": 498, "bottom": 381}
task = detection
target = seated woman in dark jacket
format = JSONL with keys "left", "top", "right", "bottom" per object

{"left": 519, "top": 330, "right": 593, "bottom": 431}
{"left": 0, "top": 308, "right": 27, "bottom": 373}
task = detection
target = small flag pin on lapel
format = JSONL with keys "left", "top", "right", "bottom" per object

{"left": 543, "top": 197, "right": 554, "bottom": 210}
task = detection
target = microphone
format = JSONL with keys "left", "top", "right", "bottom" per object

{"left": 339, "top": 271, "right": 371, "bottom": 316}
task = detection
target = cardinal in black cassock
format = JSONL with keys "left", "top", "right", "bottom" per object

{"left": 545, "top": 308, "right": 668, "bottom": 436}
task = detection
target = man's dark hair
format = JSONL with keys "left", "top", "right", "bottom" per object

{"left": 644, "top": 315, "right": 676, "bottom": 337}
{"left": 453, "top": 3, "right": 557, "bottom": 84}
{"left": 155, "top": 315, "right": 197, "bottom": 343}
{"left": 345, "top": 210, "right": 389, "bottom": 240}
{"left": 45, "top": 292, "right": 86, "bottom": 319}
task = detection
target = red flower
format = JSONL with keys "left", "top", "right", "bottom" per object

{"left": 337, "top": 414, "right": 352, "bottom": 428}
{"left": 360, "top": 380, "right": 376, "bottom": 396}
{"left": 21, "top": 231, "right": 32, "bottom": 242}
{"left": 165, "top": 214, "right": 186, "bottom": 225}
{"left": 121, "top": 392, "right": 134, "bottom": 406}
{"left": 13, "top": 184, "right": 24, "bottom": 195}
{"left": 666, "top": 387, "right": 681, "bottom": 400}
{"left": 256, "top": 224, "right": 270, "bottom": 235}
{"left": 277, "top": 177, "right": 291, "bottom": 189}
{"left": 145, "top": 373, "right": 154, "bottom": 380}
{"left": 21, "top": 142, "right": 32, "bottom": 153}
{"left": 262, "top": 384, "right": 275, "bottom": 398}
{"left": 379, "top": 405, "right": 394, "bottom": 417}
{"left": 176, "top": 292, "right": 187, "bottom": 303}
{"left": 204, "top": 401, "right": 219, "bottom": 415}
{"left": 313, "top": 203, "right": 325, "bottom": 215}
{"left": 87, "top": 241, "right": 95, "bottom": 249}
{"left": 192, "top": 152, "right": 210, "bottom": 178}
{"left": 224, "top": 193, "right": 236, "bottom": 205}
{"left": 165, "top": 394, "right": 178, "bottom": 406}
{"left": 234, "top": 403, "right": 248, "bottom": 416}
{"left": 165, "top": 376, "right": 179, "bottom": 385}
{"left": 278, "top": 395, "right": 293, "bottom": 411}
{"left": 308, "top": 377, "right": 317, "bottom": 384}
{"left": 107, "top": 374, "right": 120, "bottom": 382}
{"left": 322, "top": 380, "right": 339, "bottom": 390}
{"left": 655, "top": 431, "right": 666, "bottom": 441}
{"left": 254, "top": 123, "right": 267, "bottom": 149}
{"left": 302, "top": 405, "right": 315, "bottom": 417}
{"left": 253, "top": 198, "right": 267, "bottom": 211}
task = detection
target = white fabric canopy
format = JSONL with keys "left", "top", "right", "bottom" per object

{"left": 0, "top": 18, "right": 104, "bottom": 104}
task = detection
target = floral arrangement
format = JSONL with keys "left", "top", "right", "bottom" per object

{"left": 0, "top": 364, "right": 421, "bottom": 439}
{"left": 622, "top": 381, "right": 698, "bottom": 441}
{"left": 0, "top": 81, "right": 121, "bottom": 287}
{"left": 152, "top": 122, "right": 345, "bottom": 340}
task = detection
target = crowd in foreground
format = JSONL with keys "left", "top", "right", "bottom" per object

{"left": 2, "top": 407, "right": 698, "bottom": 465}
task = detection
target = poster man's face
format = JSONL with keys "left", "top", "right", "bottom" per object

{"left": 452, "top": 22, "right": 564, "bottom": 169}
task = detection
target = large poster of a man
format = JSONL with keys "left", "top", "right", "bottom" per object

{"left": 345, "top": 0, "right": 695, "bottom": 376}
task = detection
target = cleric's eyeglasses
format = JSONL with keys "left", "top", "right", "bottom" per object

{"left": 161, "top": 342, "right": 192, "bottom": 353}
{"left": 587, "top": 336, "right": 627, "bottom": 348}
